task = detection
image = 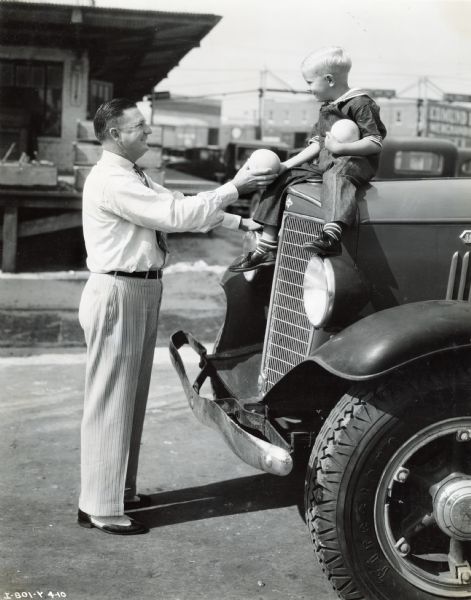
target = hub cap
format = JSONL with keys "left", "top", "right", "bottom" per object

{"left": 433, "top": 476, "right": 471, "bottom": 540}
{"left": 375, "top": 418, "right": 471, "bottom": 597}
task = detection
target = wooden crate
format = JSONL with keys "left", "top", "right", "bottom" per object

{"left": 73, "top": 141, "right": 103, "bottom": 165}
{"left": 73, "top": 165, "right": 92, "bottom": 191}
{"left": 0, "top": 163, "right": 58, "bottom": 187}
{"left": 76, "top": 120, "right": 96, "bottom": 141}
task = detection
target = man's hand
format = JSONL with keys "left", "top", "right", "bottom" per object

{"left": 239, "top": 218, "right": 262, "bottom": 232}
{"left": 231, "top": 161, "right": 278, "bottom": 195}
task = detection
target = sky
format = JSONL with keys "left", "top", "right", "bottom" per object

{"left": 25, "top": 0, "right": 471, "bottom": 112}
{"left": 95, "top": 0, "right": 471, "bottom": 97}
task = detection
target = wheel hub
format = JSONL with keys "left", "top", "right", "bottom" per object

{"left": 433, "top": 475, "right": 471, "bottom": 541}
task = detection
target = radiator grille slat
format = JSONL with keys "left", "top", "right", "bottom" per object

{"left": 261, "top": 213, "right": 323, "bottom": 393}
{"left": 446, "top": 251, "right": 471, "bottom": 300}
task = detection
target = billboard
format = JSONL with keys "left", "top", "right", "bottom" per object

{"left": 426, "top": 101, "right": 471, "bottom": 147}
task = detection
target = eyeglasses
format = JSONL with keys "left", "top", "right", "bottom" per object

{"left": 113, "top": 121, "right": 150, "bottom": 134}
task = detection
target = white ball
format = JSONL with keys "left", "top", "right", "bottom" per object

{"left": 330, "top": 119, "right": 360, "bottom": 143}
{"left": 247, "top": 149, "right": 281, "bottom": 173}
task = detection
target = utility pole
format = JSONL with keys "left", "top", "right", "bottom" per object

{"left": 416, "top": 76, "right": 428, "bottom": 137}
{"left": 257, "top": 68, "right": 267, "bottom": 140}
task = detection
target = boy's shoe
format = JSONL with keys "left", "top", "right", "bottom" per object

{"left": 229, "top": 249, "right": 277, "bottom": 272}
{"left": 303, "top": 233, "right": 341, "bottom": 257}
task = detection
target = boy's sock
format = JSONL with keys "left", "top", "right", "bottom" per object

{"left": 322, "top": 221, "right": 343, "bottom": 243}
{"left": 254, "top": 237, "right": 278, "bottom": 256}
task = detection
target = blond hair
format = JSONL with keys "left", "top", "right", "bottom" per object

{"left": 302, "top": 46, "right": 352, "bottom": 75}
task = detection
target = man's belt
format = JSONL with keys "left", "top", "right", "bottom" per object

{"left": 106, "top": 270, "right": 162, "bottom": 279}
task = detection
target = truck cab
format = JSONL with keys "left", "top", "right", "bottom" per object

{"left": 375, "top": 136, "right": 458, "bottom": 179}
{"left": 171, "top": 158, "right": 471, "bottom": 599}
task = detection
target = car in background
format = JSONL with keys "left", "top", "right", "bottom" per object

{"left": 376, "top": 136, "right": 458, "bottom": 179}
{"left": 456, "top": 148, "right": 471, "bottom": 177}
{"left": 165, "top": 145, "right": 225, "bottom": 182}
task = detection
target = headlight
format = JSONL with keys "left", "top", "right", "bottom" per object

{"left": 303, "top": 256, "right": 335, "bottom": 327}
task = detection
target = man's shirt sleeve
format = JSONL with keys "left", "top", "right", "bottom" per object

{"left": 102, "top": 176, "right": 239, "bottom": 234}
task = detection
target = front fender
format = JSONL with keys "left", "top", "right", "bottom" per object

{"left": 311, "top": 299, "right": 471, "bottom": 380}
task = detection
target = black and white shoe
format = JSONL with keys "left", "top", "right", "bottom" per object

{"left": 303, "top": 233, "right": 341, "bottom": 257}
{"left": 229, "top": 249, "right": 277, "bottom": 272}
{"left": 77, "top": 509, "right": 149, "bottom": 535}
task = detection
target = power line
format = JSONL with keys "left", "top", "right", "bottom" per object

{"left": 173, "top": 89, "right": 260, "bottom": 99}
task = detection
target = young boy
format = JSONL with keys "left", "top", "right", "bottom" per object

{"left": 229, "top": 46, "right": 387, "bottom": 271}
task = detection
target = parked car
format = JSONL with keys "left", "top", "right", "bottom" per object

{"left": 166, "top": 145, "right": 225, "bottom": 182}
{"left": 456, "top": 148, "right": 471, "bottom": 177}
{"left": 171, "top": 172, "right": 471, "bottom": 599}
{"left": 376, "top": 136, "right": 458, "bottom": 179}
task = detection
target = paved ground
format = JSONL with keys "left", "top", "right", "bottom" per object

{"left": 0, "top": 227, "right": 338, "bottom": 600}
{"left": 0, "top": 348, "right": 338, "bottom": 600}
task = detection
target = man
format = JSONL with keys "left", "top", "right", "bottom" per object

{"left": 77, "top": 98, "right": 274, "bottom": 535}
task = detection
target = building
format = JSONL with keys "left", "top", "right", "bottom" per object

{"left": 0, "top": 0, "right": 222, "bottom": 273}
{"left": 150, "top": 94, "right": 222, "bottom": 149}
{"left": 0, "top": 1, "right": 221, "bottom": 172}
{"left": 378, "top": 98, "right": 471, "bottom": 148}
{"left": 217, "top": 86, "right": 471, "bottom": 150}
{"left": 220, "top": 95, "right": 318, "bottom": 149}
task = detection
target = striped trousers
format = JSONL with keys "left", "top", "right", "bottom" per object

{"left": 78, "top": 273, "right": 162, "bottom": 516}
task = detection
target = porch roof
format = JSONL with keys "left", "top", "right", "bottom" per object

{"left": 0, "top": 1, "right": 221, "bottom": 99}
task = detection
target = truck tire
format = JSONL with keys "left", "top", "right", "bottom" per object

{"left": 305, "top": 359, "right": 471, "bottom": 600}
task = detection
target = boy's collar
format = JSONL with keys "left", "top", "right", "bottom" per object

{"left": 329, "top": 88, "right": 370, "bottom": 105}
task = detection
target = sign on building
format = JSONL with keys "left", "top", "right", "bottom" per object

{"left": 365, "top": 89, "right": 396, "bottom": 99}
{"left": 443, "top": 93, "right": 471, "bottom": 104}
{"left": 426, "top": 101, "right": 471, "bottom": 148}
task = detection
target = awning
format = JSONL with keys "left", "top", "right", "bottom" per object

{"left": 0, "top": 1, "right": 221, "bottom": 100}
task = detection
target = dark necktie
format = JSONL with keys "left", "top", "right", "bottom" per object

{"left": 133, "top": 164, "right": 168, "bottom": 255}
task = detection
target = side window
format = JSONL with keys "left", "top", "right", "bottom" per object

{"left": 88, "top": 80, "right": 113, "bottom": 119}
{"left": 394, "top": 151, "right": 444, "bottom": 175}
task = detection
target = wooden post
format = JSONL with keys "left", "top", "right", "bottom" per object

{"left": 2, "top": 205, "right": 18, "bottom": 272}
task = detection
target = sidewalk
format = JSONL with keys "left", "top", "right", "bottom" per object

{"left": 0, "top": 264, "right": 227, "bottom": 351}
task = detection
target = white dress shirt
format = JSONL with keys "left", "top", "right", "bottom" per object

{"left": 82, "top": 150, "right": 241, "bottom": 272}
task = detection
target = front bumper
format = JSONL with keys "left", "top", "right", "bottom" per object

{"left": 169, "top": 330, "right": 293, "bottom": 476}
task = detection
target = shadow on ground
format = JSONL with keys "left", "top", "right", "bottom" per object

{"left": 133, "top": 466, "right": 309, "bottom": 529}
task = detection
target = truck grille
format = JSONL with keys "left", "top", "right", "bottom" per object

{"left": 446, "top": 251, "right": 471, "bottom": 300}
{"left": 260, "top": 212, "right": 323, "bottom": 393}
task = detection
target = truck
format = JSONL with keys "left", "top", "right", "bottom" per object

{"left": 170, "top": 147, "right": 471, "bottom": 599}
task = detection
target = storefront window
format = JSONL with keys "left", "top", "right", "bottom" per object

{"left": 0, "top": 59, "right": 63, "bottom": 138}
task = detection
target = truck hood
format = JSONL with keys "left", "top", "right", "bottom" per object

{"left": 288, "top": 178, "right": 471, "bottom": 223}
